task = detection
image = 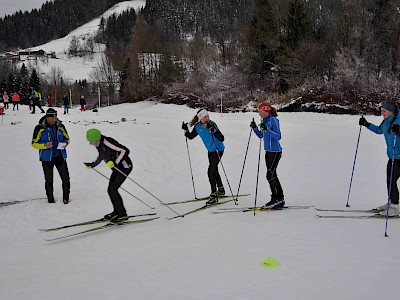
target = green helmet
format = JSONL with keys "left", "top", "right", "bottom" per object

{"left": 86, "top": 128, "right": 101, "bottom": 142}
{"left": 121, "top": 117, "right": 126, "bottom": 122}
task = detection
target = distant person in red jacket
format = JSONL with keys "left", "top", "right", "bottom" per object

{"left": 47, "top": 94, "right": 52, "bottom": 107}
{"left": 12, "top": 92, "right": 20, "bottom": 111}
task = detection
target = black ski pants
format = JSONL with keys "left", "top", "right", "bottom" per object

{"left": 387, "top": 159, "right": 400, "bottom": 205}
{"left": 41, "top": 156, "right": 70, "bottom": 202}
{"left": 108, "top": 166, "right": 132, "bottom": 216}
{"left": 32, "top": 102, "right": 45, "bottom": 113}
{"left": 208, "top": 151, "right": 224, "bottom": 193}
{"left": 265, "top": 151, "right": 284, "bottom": 201}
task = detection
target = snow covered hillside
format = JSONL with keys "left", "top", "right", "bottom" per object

{"left": 1, "top": 103, "right": 400, "bottom": 299}
{"left": 19, "top": 1, "right": 145, "bottom": 81}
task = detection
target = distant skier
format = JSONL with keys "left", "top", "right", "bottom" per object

{"left": 84, "top": 129, "right": 132, "bottom": 222}
{"left": 79, "top": 95, "right": 86, "bottom": 111}
{"left": 47, "top": 94, "right": 52, "bottom": 107}
{"left": 31, "top": 108, "right": 70, "bottom": 204}
{"left": 359, "top": 101, "right": 400, "bottom": 217}
{"left": 182, "top": 109, "right": 225, "bottom": 205}
{"left": 250, "top": 103, "right": 284, "bottom": 209}
{"left": 3, "top": 91, "right": 9, "bottom": 109}
{"left": 11, "top": 91, "right": 20, "bottom": 111}
{"left": 30, "top": 88, "right": 45, "bottom": 114}
{"left": 62, "top": 93, "right": 69, "bottom": 114}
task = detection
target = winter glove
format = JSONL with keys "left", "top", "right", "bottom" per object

{"left": 259, "top": 123, "right": 268, "bottom": 131}
{"left": 359, "top": 116, "right": 370, "bottom": 127}
{"left": 84, "top": 162, "right": 93, "bottom": 169}
{"left": 106, "top": 161, "right": 115, "bottom": 169}
{"left": 250, "top": 120, "right": 257, "bottom": 129}
{"left": 206, "top": 122, "right": 216, "bottom": 132}
{"left": 392, "top": 124, "right": 400, "bottom": 134}
{"left": 181, "top": 122, "right": 189, "bottom": 131}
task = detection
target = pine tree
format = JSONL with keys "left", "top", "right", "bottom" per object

{"left": 29, "top": 69, "right": 41, "bottom": 91}
{"left": 285, "top": 0, "right": 311, "bottom": 50}
{"left": 20, "top": 63, "right": 28, "bottom": 79}
{"left": 246, "top": 0, "right": 278, "bottom": 80}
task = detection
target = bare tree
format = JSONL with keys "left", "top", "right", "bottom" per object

{"left": 89, "top": 53, "right": 118, "bottom": 104}
{"left": 68, "top": 36, "right": 80, "bottom": 56}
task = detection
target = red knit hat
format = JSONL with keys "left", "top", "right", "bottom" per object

{"left": 258, "top": 103, "right": 271, "bottom": 112}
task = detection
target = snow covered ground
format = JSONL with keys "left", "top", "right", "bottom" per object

{"left": 1, "top": 103, "right": 400, "bottom": 299}
{"left": 18, "top": 1, "right": 146, "bottom": 81}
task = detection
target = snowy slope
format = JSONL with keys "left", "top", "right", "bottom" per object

{"left": 1, "top": 103, "right": 400, "bottom": 299}
{"left": 19, "top": 1, "right": 146, "bottom": 81}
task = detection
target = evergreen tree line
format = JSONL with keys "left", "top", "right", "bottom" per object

{"left": 0, "top": 0, "right": 122, "bottom": 51}
{"left": 3, "top": 0, "right": 400, "bottom": 107}
{"left": 0, "top": 63, "right": 41, "bottom": 104}
{"left": 101, "top": 0, "right": 400, "bottom": 106}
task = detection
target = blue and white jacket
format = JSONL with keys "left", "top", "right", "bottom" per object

{"left": 185, "top": 121, "right": 225, "bottom": 152}
{"left": 31, "top": 116, "right": 69, "bottom": 161}
{"left": 253, "top": 115, "right": 282, "bottom": 152}
{"left": 367, "top": 114, "right": 400, "bottom": 159}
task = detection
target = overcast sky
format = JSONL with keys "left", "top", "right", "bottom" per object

{"left": 1, "top": 0, "right": 48, "bottom": 18}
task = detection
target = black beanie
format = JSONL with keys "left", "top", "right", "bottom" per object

{"left": 46, "top": 108, "right": 57, "bottom": 117}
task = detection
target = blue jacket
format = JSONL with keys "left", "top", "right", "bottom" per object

{"left": 31, "top": 116, "right": 70, "bottom": 161}
{"left": 185, "top": 121, "right": 225, "bottom": 152}
{"left": 367, "top": 114, "right": 400, "bottom": 159}
{"left": 253, "top": 115, "right": 282, "bottom": 152}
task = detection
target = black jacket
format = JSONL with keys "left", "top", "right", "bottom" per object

{"left": 91, "top": 136, "right": 132, "bottom": 169}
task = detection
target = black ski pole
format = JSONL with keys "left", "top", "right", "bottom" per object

{"left": 384, "top": 134, "right": 397, "bottom": 237}
{"left": 345, "top": 124, "right": 362, "bottom": 207}
{"left": 183, "top": 122, "right": 197, "bottom": 199}
{"left": 112, "top": 166, "right": 183, "bottom": 217}
{"left": 236, "top": 120, "right": 253, "bottom": 198}
{"left": 210, "top": 134, "right": 238, "bottom": 205}
{"left": 253, "top": 130, "right": 263, "bottom": 216}
{"left": 91, "top": 167, "right": 155, "bottom": 209}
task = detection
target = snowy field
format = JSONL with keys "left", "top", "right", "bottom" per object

{"left": 1, "top": 102, "right": 400, "bottom": 299}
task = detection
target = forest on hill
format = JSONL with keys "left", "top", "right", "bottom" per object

{"left": 1, "top": 0, "right": 400, "bottom": 114}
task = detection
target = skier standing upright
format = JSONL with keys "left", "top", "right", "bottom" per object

{"left": 62, "top": 93, "right": 69, "bottom": 114}
{"left": 80, "top": 95, "right": 86, "bottom": 111}
{"left": 84, "top": 129, "right": 133, "bottom": 222}
{"left": 3, "top": 91, "right": 9, "bottom": 109}
{"left": 11, "top": 91, "right": 20, "bottom": 111}
{"left": 359, "top": 101, "right": 400, "bottom": 217}
{"left": 251, "top": 103, "right": 284, "bottom": 209}
{"left": 182, "top": 109, "right": 225, "bottom": 205}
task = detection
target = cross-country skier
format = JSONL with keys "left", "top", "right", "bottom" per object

{"left": 182, "top": 109, "right": 225, "bottom": 205}
{"left": 250, "top": 103, "right": 284, "bottom": 209}
{"left": 30, "top": 88, "right": 45, "bottom": 114}
{"left": 62, "top": 93, "right": 69, "bottom": 114}
{"left": 84, "top": 129, "right": 133, "bottom": 222}
{"left": 359, "top": 101, "right": 400, "bottom": 217}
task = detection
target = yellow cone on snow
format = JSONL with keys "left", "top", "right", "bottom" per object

{"left": 261, "top": 257, "right": 279, "bottom": 269}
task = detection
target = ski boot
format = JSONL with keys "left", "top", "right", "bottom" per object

{"left": 111, "top": 213, "right": 129, "bottom": 223}
{"left": 104, "top": 211, "right": 118, "bottom": 220}
{"left": 261, "top": 198, "right": 285, "bottom": 210}
{"left": 206, "top": 192, "right": 219, "bottom": 205}
{"left": 217, "top": 186, "right": 225, "bottom": 196}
